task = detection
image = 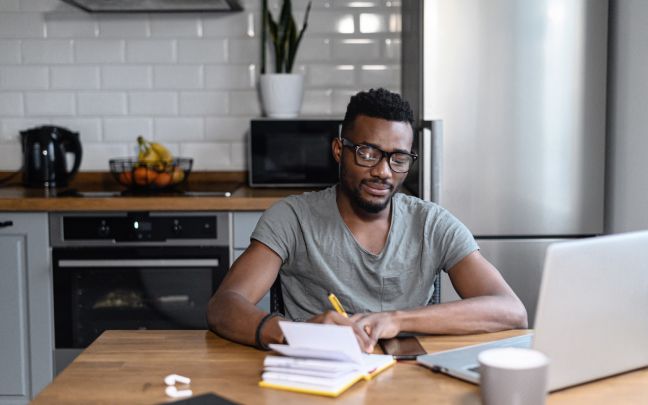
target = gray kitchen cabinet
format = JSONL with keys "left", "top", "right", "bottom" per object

{"left": 0, "top": 213, "right": 53, "bottom": 404}
{"left": 232, "top": 212, "right": 263, "bottom": 251}
{"left": 231, "top": 212, "right": 269, "bottom": 311}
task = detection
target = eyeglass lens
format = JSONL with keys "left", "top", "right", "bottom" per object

{"left": 355, "top": 145, "right": 413, "bottom": 173}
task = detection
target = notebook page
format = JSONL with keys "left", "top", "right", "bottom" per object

{"left": 264, "top": 355, "right": 356, "bottom": 373}
{"left": 278, "top": 321, "right": 364, "bottom": 364}
{"left": 268, "top": 344, "right": 357, "bottom": 364}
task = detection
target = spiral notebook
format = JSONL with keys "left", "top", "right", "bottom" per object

{"left": 258, "top": 322, "right": 396, "bottom": 397}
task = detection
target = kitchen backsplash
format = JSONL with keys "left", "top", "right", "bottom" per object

{"left": 0, "top": 0, "right": 401, "bottom": 171}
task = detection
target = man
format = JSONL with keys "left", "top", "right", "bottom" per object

{"left": 207, "top": 88, "right": 527, "bottom": 352}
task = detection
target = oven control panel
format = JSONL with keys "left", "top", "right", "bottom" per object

{"left": 49, "top": 212, "right": 229, "bottom": 246}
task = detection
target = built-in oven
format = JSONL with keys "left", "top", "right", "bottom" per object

{"left": 49, "top": 212, "right": 229, "bottom": 374}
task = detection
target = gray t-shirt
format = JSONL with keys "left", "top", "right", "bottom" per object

{"left": 251, "top": 186, "right": 479, "bottom": 321}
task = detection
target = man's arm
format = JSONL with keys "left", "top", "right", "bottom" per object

{"left": 351, "top": 251, "right": 528, "bottom": 344}
{"left": 207, "top": 240, "right": 374, "bottom": 351}
{"left": 207, "top": 240, "right": 285, "bottom": 347}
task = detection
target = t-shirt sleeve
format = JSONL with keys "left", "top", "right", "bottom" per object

{"left": 432, "top": 208, "right": 480, "bottom": 272}
{"left": 250, "top": 198, "right": 300, "bottom": 263}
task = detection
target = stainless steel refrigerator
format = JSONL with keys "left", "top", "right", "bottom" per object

{"left": 402, "top": 0, "right": 608, "bottom": 325}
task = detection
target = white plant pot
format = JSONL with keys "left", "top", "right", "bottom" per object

{"left": 259, "top": 73, "right": 304, "bottom": 118}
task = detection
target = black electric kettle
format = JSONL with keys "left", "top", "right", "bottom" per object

{"left": 20, "top": 126, "right": 82, "bottom": 188}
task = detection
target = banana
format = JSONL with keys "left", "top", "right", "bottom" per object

{"left": 137, "top": 136, "right": 173, "bottom": 165}
{"left": 149, "top": 141, "right": 173, "bottom": 164}
{"left": 137, "top": 136, "right": 160, "bottom": 163}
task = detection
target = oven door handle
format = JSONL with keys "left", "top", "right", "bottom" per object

{"left": 57, "top": 259, "right": 220, "bottom": 268}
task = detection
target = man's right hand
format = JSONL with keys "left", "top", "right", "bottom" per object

{"left": 306, "top": 311, "right": 375, "bottom": 353}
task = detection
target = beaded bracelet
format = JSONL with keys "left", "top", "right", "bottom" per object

{"left": 254, "top": 312, "right": 282, "bottom": 351}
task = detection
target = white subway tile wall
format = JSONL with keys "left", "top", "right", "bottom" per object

{"left": 51, "top": 66, "right": 100, "bottom": 89}
{"left": 45, "top": 14, "right": 98, "bottom": 38}
{"left": 101, "top": 66, "right": 153, "bottom": 89}
{"left": 104, "top": 118, "right": 153, "bottom": 142}
{"left": 1, "top": 118, "right": 46, "bottom": 141}
{"left": 0, "top": 40, "right": 21, "bottom": 64}
{"left": 129, "top": 92, "right": 178, "bottom": 115}
{"left": 154, "top": 117, "right": 204, "bottom": 141}
{"left": 77, "top": 92, "right": 127, "bottom": 115}
{"left": 25, "top": 91, "right": 75, "bottom": 115}
{"left": 75, "top": 39, "right": 125, "bottom": 63}
{"left": 0, "top": 0, "right": 21, "bottom": 12}
{"left": 98, "top": 16, "right": 150, "bottom": 38}
{"left": 0, "top": 92, "right": 23, "bottom": 115}
{"left": 0, "top": 144, "right": 21, "bottom": 168}
{"left": 179, "top": 91, "right": 229, "bottom": 116}
{"left": 21, "top": 39, "right": 74, "bottom": 63}
{"left": 0, "top": 0, "right": 400, "bottom": 171}
{"left": 1, "top": 66, "right": 49, "bottom": 89}
{"left": 51, "top": 118, "right": 101, "bottom": 142}
{"left": 126, "top": 40, "right": 176, "bottom": 63}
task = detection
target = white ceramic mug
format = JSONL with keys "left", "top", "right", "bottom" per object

{"left": 478, "top": 347, "right": 549, "bottom": 405}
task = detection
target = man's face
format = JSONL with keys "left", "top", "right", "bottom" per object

{"left": 334, "top": 115, "right": 414, "bottom": 214}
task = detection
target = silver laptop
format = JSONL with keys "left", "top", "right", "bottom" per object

{"left": 417, "top": 231, "right": 648, "bottom": 391}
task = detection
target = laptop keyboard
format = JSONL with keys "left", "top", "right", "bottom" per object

{"left": 417, "top": 334, "right": 533, "bottom": 379}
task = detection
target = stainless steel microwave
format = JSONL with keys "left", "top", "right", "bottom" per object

{"left": 248, "top": 119, "right": 342, "bottom": 187}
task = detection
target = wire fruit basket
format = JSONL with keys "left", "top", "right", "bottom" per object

{"left": 109, "top": 158, "right": 193, "bottom": 192}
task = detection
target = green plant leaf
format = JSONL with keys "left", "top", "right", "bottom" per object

{"left": 285, "top": 18, "right": 297, "bottom": 73}
{"left": 266, "top": 9, "right": 280, "bottom": 72}
{"left": 279, "top": 0, "right": 292, "bottom": 32}
{"left": 263, "top": 0, "right": 311, "bottom": 74}
{"left": 286, "top": 1, "right": 311, "bottom": 73}
{"left": 276, "top": 0, "right": 293, "bottom": 72}
{"left": 260, "top": 0, "right": 267, "bottom": 74}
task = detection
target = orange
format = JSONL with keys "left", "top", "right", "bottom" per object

{"left": 118, "top": 171, "right": 133, "bottom": 186}
{"left": 154, "top": 171, "right": 172, "bottom": 188}
{"left": 134, "top": 167, "right": 158, "bottom": 186}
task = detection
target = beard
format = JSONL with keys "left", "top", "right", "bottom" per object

{"left": 339, "top": 160, "right": 398, "bottom": 214}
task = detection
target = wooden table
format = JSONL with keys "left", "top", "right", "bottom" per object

{"left": 32, "top": 330, "right": 648, "bottom": 404}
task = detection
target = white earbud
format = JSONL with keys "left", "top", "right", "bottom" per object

{"left": 165, "top": 385, "right": 193, "bottom": 398}
{"left": 164, "top": 374, "right": 192, "bottom": 398}
{"left": 164, "top": 374, "right": 191, "bottom": 386}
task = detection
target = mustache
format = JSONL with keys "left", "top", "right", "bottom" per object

{"left": 362, "top": 179, "right": 394, "bottom": 189}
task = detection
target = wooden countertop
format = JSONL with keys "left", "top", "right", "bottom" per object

{"left": 0, "top": 172, "right": 316, "bottom": 212}
{"left": 32, "top": 329, "right": 648, "bottom": 404}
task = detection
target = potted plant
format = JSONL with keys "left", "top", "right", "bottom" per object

{"left": 259, "top": 0, "right": 312, "bottom": 118}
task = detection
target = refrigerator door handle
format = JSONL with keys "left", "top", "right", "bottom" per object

{"left": 421, "top": 120, "right": 443, "bottom": 204}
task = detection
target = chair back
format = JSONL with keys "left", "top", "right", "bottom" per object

{"left": 270, "top": 277, "right": 285, "bottom": 314}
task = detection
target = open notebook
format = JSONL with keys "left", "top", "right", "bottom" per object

{"left": 258, "top": 321, "right": 396, "bottom": 397}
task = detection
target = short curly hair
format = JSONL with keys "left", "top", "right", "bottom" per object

{"left": 341, "top": 88, "right": 415, "bottom": 137}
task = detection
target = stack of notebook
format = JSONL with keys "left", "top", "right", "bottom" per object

{"left": 259, "top": 322, "right": 396, "bottom": 397}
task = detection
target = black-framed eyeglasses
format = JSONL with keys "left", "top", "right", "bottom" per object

{"left": 340, "top": 138, "right": 418, "bottom": 173}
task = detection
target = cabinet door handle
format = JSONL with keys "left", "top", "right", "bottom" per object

{"left": 58, "top": 259, "right": 220, "bottom": 268}
{"left": 0, "top": 220, "right": 14, "bottom": 228}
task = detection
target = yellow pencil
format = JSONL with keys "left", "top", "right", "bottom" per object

{"left": 327, "top": 292, "right": 349, "bottom": 318}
